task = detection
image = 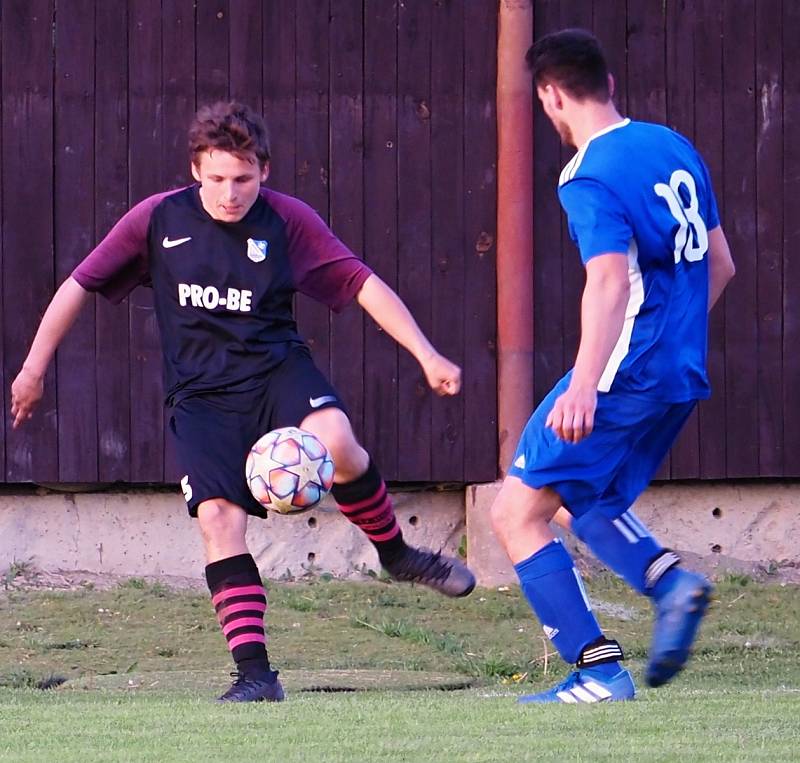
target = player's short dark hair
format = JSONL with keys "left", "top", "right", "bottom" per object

{"left": 189, "top": 101, "right": 271, "bottom": 167}
{"left": 526, "top": 28, "right": 610, "bottom": 102}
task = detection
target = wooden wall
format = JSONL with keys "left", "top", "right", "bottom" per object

{"left": 0, "top": 0, "right": 498, "bottom": 485}
{"left": 533, "top": 0, "right": 797, "bottom": 479}
{"left": 4, "top": 0, "right": 794, "bottom": 486}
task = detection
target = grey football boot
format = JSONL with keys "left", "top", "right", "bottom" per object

{"left": 384, "top": 546, "right": 476, "bottom": 597}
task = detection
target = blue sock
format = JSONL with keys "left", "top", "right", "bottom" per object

{"left": 514, "top": 540, "right": 622, "bottom": 677}
{"left": 572, "top": 508, "right": 681, "bottom": 597}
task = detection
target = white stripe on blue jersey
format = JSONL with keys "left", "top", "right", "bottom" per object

{"left": 598, "top": 239, "right": 645, "bottom": 392}
{"left": 558, "top": 119, "right": 631, "bottom": 187}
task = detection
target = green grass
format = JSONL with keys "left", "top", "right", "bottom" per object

{"left": 1, "top": 687, "right": 797, "bottom": 762}
{"left": 0, "top": 575, "right": 798, "bottom": 762}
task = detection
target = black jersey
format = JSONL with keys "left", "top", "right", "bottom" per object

{"left": 73, "top": 186, "right": 372, "bottom": 404}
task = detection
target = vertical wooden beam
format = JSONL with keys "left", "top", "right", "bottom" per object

{"left": 497, "top": 0, "right": 533, "bottom": 474}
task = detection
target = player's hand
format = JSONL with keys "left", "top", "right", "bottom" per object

{"left": 10, "top": 367, "right": 44, "bottom": 429}
{"left": 420, "top": 352, "right": 462, "bottom": 396}
{"left": 546, "top": 383, "right": 597, "bottom": 443}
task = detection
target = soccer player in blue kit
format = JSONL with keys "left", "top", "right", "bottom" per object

{"left": 10, "top": 102, "right": 475, "bottom": 703}
{"left": 490, "top": 29, "right": 736, "bottom": 703}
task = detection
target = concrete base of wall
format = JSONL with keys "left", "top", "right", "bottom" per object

{"left": 0, "top": 488, "right": 464, "bottom": 582}
{"left": 1, "top": 481, "right": 798, "bottom": 586}
{"left": 466, "top": 481, "right": 800, "bottom": 586}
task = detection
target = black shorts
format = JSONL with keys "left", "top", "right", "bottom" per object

{"left": 170, "top": 346, "right": 346, "bottom": 518}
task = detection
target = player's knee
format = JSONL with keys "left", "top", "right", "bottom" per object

{"left": 317, "top": 426, "right": 355, "bottom": 461}
{"left": 302, "top": 409, "right": 367, "bottom": 478}
{"left": 490, "top": 479, "right": 559, "bottom": 540}
{"left": 329, "top": 437, "right": 369, "bottom": 481}
{"left": 197, "top": 499, "right": 243, "bottom": 540}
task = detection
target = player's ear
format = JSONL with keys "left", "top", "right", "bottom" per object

{"left": 550, "top": 84, "right": 565, "bottom": 111}
{"left": 538, "top": 83, "right": 556, "bottom": 111}
{"left": 191, "top": 162, "right": 201, "bottom": 182}
{"left": 608, "top": 73, "right": 615, "bottom": 99}
{"left": 260, "top": 161, "right": 270, "bottom": 183}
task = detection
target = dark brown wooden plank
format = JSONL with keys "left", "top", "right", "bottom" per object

{"left": 783, "top": 0, "right": 800, "bottom": 476}
{"left": 533, "top": 0, "right": 566, "bottom": 405}
{"left": 328, "top": 0, "right": 366, "bottom": 443}
{"left": 162, "top": 0, "right": 195, "bottom": 190}
{"left": 396, "top": 0, "right": 433, "bottom": 481}
{"left": 722, "top": 0, "right": 759, "bottom": 477}
{"left": 94, "top": 0, "right": 131, "bottom": 482}
{"left": 665, "top": 0, "right": 700, "bottom": 479}
{"left": 463, "top": 0, "right": 498, "bottom": 482}
{"left": 196, "top": 0, "right": 229, "bottom": 105}
{"left": 229, "top": 0, "right": 262, "bottom": 110}
{"left": 54, "top": 0, "right": 98, "bottom": 482}
{"left": 754, "top": 0, "right": 784, "bottom": 476}
{"left": 429, "top": 0, "right": 464, "bottom": 481}
{"left": 128, "top": 0, "right": 164, "bottom": 481}
{"left": 362, "top": 0, "right": 399, "bottom": 478}
{"left": 161, "top": 0, "right": 196, "bottom": 484}
{"left": 2, "top": 0, "right": 57, "bottom": 482}
{"left": 262, "top": 0, "right": 296, "bottom": 195}
{"left": 626, "top": 0, "right": 667, "bottom": 122}
{"left": 294, "top": 0, "right": 332, "bottom": 379}
{"left": 559, "top": 0, "right": 591, "bottom": 29}
{"left": 694, "top": 0, "right": 726, "bottom": 479}
{"left": 665, "top": 0, "right": 694, "bottom": 139}
{"left": 592, "top": 0, "right": 627, "bottom": 115}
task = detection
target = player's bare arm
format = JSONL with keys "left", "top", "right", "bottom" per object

{"left": 546, "top": 253, "right": 629, "bottom": 444}
{"left": 707, "top": 226, "right": 735, "bottom": 310}
{"left": 356, "top": 273, "right": 461, "bottom": 396}
{"left": 10, "top": 276, "right": 90, "bottom": 429}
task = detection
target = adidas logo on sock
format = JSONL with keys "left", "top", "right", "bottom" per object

{"left": 543, "top": 624, "right": 560, "bottom": 640}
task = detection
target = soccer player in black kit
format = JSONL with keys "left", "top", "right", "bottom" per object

{"left": 10, "top": 102, "right": 476, "bottom": 703}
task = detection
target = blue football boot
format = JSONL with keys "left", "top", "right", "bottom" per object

{"left": 646, "top": 569, "right": 712, "bottom": 687}
{"left": 518, "top": 668, "right": 636, "bottom": 704}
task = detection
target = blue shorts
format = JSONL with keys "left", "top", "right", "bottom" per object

{"left": 508, "top": 374, "right": 696, "bottom": 518}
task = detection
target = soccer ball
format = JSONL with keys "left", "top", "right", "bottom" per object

{"left": 246, "top": 427, "right": 335, "bottom": 514}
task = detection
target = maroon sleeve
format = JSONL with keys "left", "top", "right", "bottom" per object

{"left": 263, "top": 189, "right": 373, "bottom": 312}
{"left": 71, "top": 190, "right": 176, "bottom": 304}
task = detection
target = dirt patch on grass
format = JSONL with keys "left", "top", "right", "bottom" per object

{"left": 1, "top": 566, "right": 205, "bottom": 595}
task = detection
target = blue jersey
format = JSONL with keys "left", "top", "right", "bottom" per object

{"left": 558, "top": 119, "right": 720, "bottom": 401}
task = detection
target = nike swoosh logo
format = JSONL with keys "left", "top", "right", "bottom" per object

{"left": 309, "top": 395, "right": 337, "bottom": 408}
{"left": 163, "top": 236, "right": 192, "bottom": 248}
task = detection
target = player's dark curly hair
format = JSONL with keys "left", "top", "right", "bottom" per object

{"left": 189, "top": 101, "right": 271, "bottom": 167}
{"left": 526, "top": 28, "right": 610, "bottom": 102}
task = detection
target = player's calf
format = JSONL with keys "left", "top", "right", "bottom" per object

{"left": 573, "top": 510, "right": 712, "bottom": 687}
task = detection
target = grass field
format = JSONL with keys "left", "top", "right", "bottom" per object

{"left": 1, "top": 571, "right": 798, "bottom": 762}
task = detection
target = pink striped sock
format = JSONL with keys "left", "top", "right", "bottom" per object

{"left": 332, "top": 461, "right": 406, "bottom": 564}
{"left": 205, "top": 554, "right": 269, "bottom": 675}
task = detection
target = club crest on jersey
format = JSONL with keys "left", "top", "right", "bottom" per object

{"left": 246, "top": 238, "right": 269, "bottom": 263}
